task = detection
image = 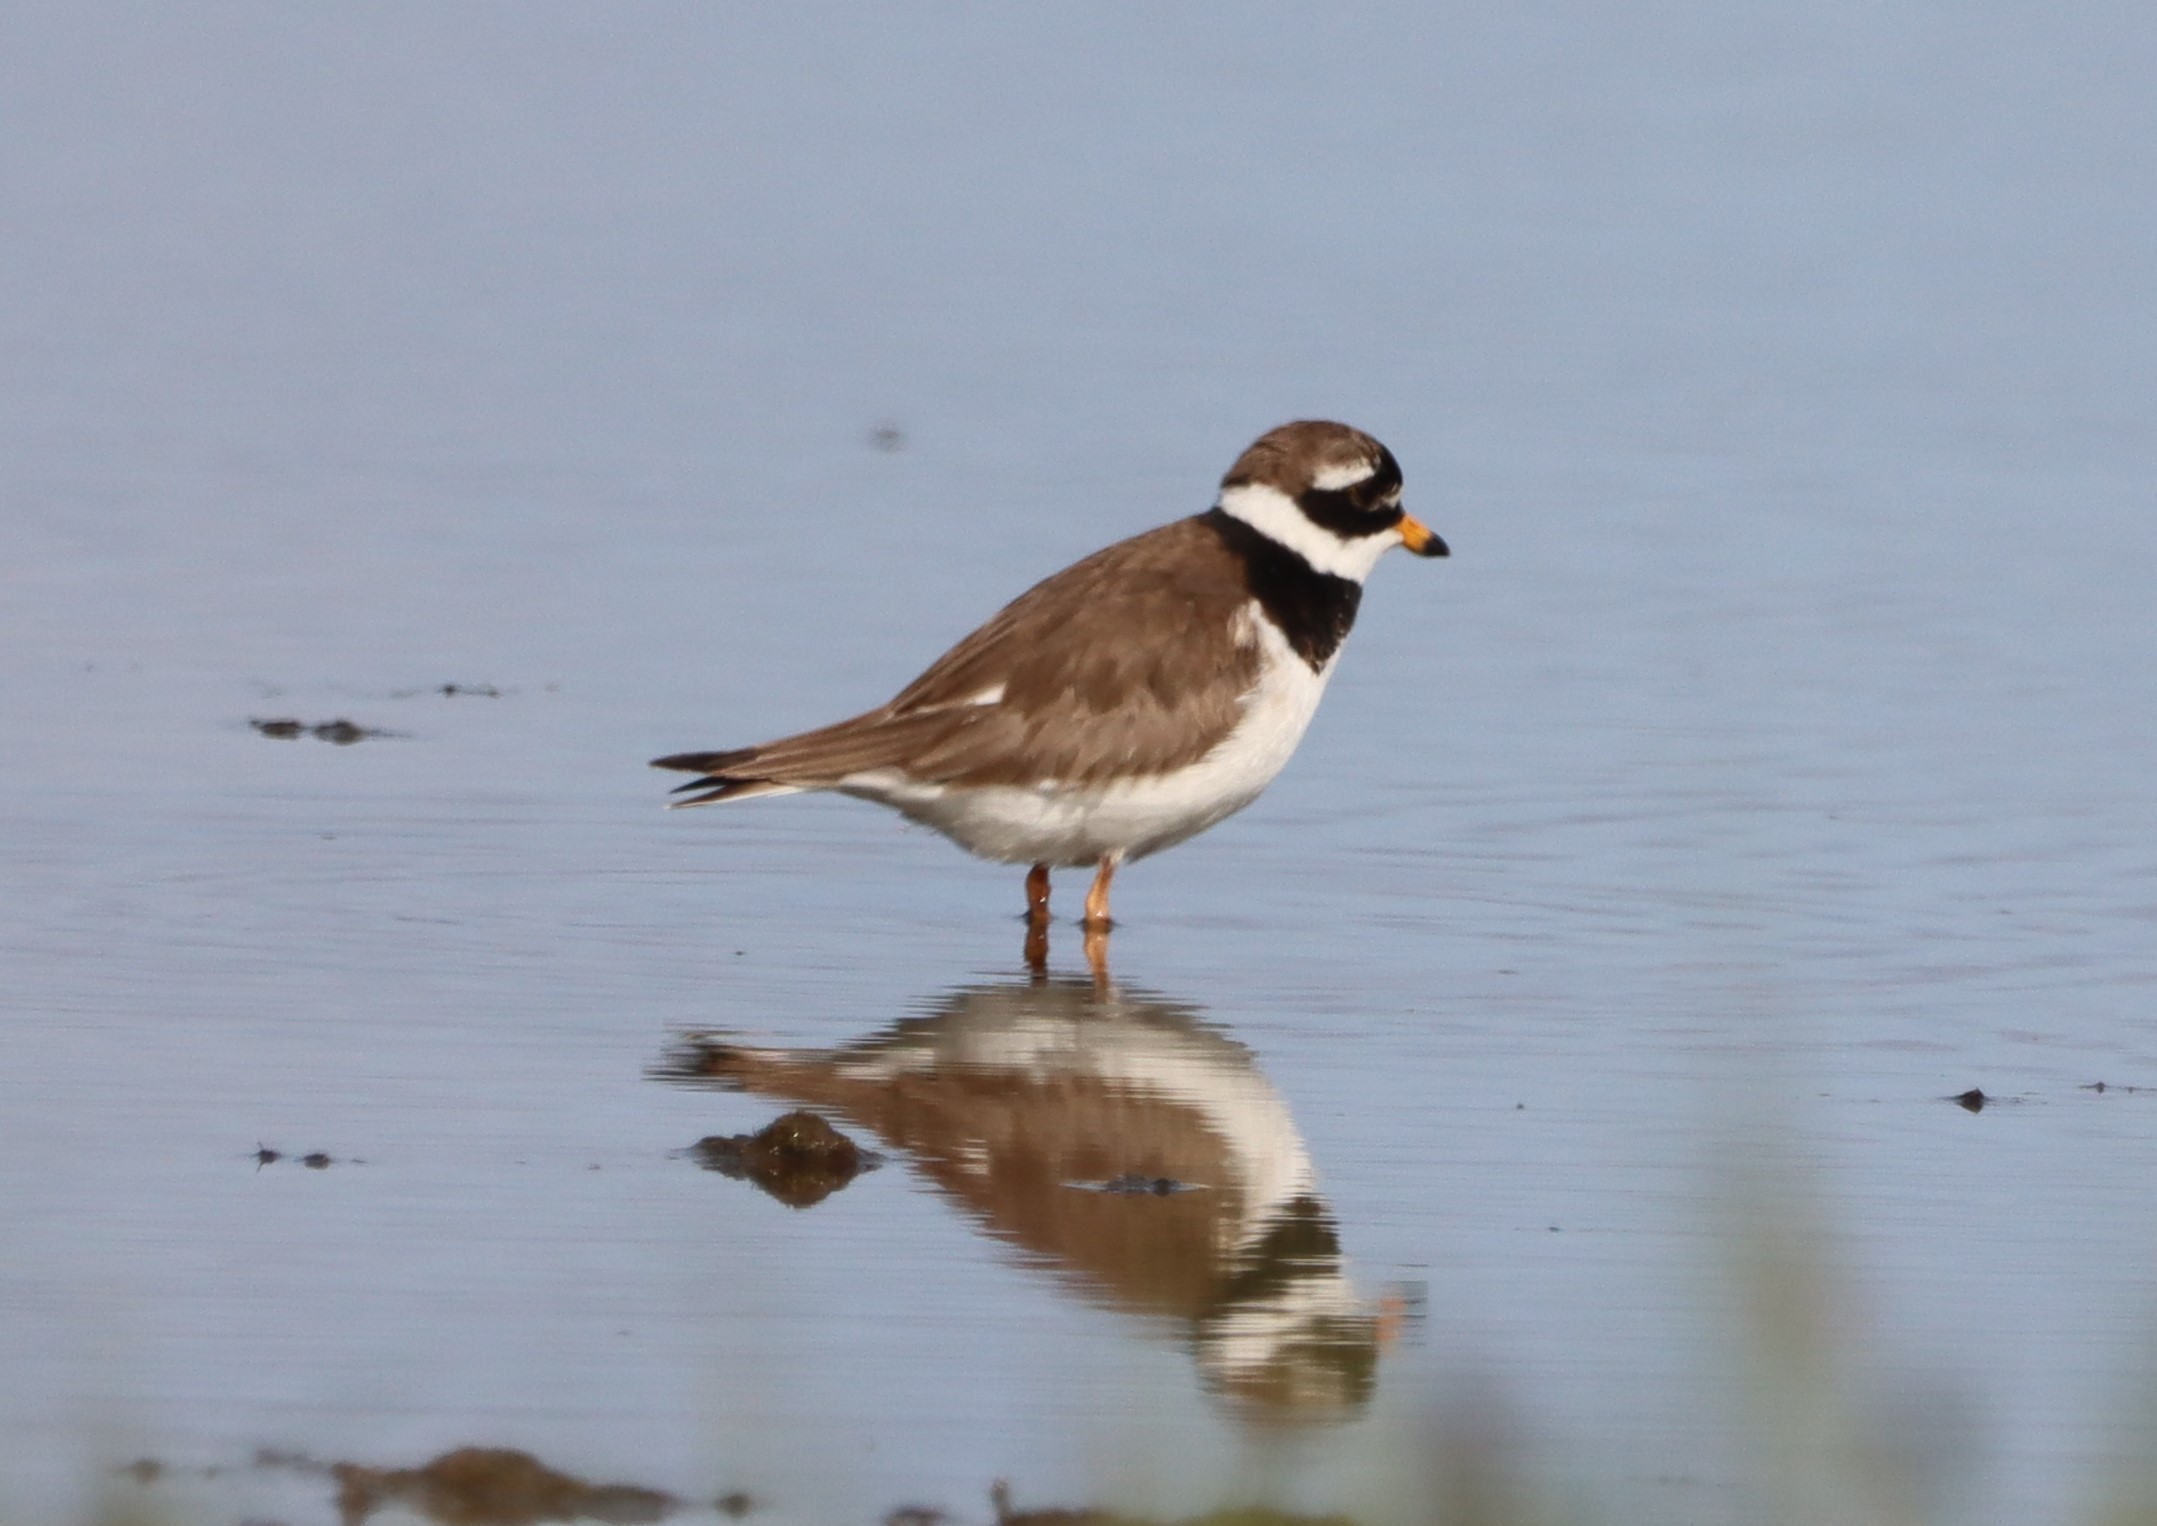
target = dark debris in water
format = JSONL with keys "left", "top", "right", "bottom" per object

{"left": 386, "top": 681, "right": 506, "bottom": 698}
{"left": 331, "top": 1448, "right": 676, "bottom": 1526}
{"left": 125, "top": 1452, "right": 1351, "bottom": 1526}
{"left": 241, "top": 1446, "right": 675, "bottom": 1526}
{"left": 250, "top": 717, "right": 393, "bottom": 744}
{"left": 989, "top": 1480, "right": 1353, "bottom": 1526}
{"left": 689, "top": 1110, "right": 880, "bottom": 1208}
{"left": 1073, "top": 1173, "right": 1201, "bottom": 1196}
{"left": 1946, "top": 1087, "right": 2032, "bottom": 1113}
{"left": 253, "top": 1145, "right": 361, "bottom": 1169}
{"left": 1943, "top": 1083, "right": 2148, "bottom": 1112}
{"left": 118, "top": 1455, "right": 240, "bottom": 1486}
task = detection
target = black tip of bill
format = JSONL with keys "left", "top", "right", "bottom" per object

{"left": 1398, "top": 513, "right": 1448, "bottom": 558}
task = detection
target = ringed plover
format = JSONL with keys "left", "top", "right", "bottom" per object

{"left": 653, "top": 420, "right": 1447, "bottom": 931}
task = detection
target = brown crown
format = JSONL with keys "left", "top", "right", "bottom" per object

{"left": 1220, "top": 420, "right": 1390, "bottom": 494}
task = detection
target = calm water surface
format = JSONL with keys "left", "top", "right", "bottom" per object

{"left": 5, "top": 5, "right": 2156, "bottom": 1524}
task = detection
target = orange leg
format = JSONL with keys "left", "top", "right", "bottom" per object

{"left": 1023, "top": 862, "right": 1051, "bottom": 976}
{"left": 1081, "top": 853, "right": 1119, "bottom": 932}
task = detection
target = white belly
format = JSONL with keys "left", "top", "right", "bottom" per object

{"left": 844, "top": 623, "right": 1334, "bottom": 866}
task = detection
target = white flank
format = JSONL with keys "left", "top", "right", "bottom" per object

{"left": 965, "top": 683, "right": 1006, "bottom": 706}
{"left": 843, "top": 606, "right": 1331, "bottom": 865}
{"left": 843, "top": 767, "right": 944, "bottom": 800}
{"left": 1216, "top": 481, "right": 1399, "bottom": 582}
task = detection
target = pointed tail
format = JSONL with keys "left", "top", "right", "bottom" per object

{"left": 650, "top": 747, "right": 802, "bottom": 807}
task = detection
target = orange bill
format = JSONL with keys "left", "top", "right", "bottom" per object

{"left": 1398, "top": 513, "right": 1449, "bottom": 558}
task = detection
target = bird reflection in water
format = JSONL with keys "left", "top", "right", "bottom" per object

{"left": 656, "top": 973, "right": 1396, "bottom": 1426}
{"left": 1022, "top": 896, "right": 1108, "bottom": 983}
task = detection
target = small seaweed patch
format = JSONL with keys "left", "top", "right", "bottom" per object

{"left": 330, "top": 1447, "right": 676, "bottom": 1526}
{"left": 252, "top": 1145, "right": 362, "bottom": 1169}
{"left": 232, "top": 1446, "right": 677, "bottom": 1526}
{"left": 125, "top": 1452, "right": 1367, "bottom": 1526}
{"left": 249, "top": 717, "right": 394, "bottom": 744}
{"left": 688, "top": 1111, "right": 881, "bottom": 1208}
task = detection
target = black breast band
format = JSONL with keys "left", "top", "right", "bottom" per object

{"left": 1201, "top": 509, "right": 1362, "bottom": 671}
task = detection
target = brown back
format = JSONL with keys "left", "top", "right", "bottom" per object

{"left": 725, "top": 516, "right": 1264, "bottom": 790}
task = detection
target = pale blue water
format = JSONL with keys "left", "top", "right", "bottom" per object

{"left": 5, "top": 4, "right": 2157, "bottom": 1523}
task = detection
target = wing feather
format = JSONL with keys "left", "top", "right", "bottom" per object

{"left": 653, "top": 516, "right": 1261, "bottom": 800}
